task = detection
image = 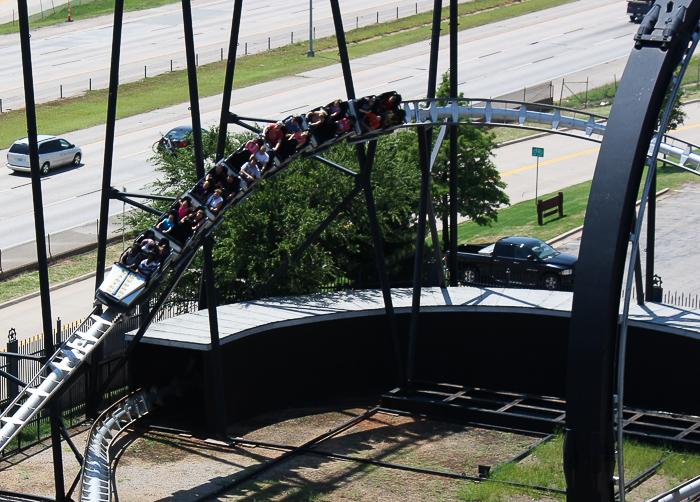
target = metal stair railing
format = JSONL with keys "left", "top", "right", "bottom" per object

{"left": 0, "top": 308, "right": 121, "bottom": 453}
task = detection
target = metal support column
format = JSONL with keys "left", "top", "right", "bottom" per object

{"left": 17, "top": 0, "right": 63, "bottom": 497}
{"left": 406, "top": 127, "right": 433, "bottom": 389}
{"left": 216, "top": 0, "right": 243, "bottom": 160}
{"left": 426, "top": 0, "right": 443, "bottom": 99}
{"left": 448, "top": 0, "right": 459, "bottom": 286}
{"left": 564, "top": 3, "right": 700, "bottom": 498}
{"left": 182, "top": 0, "right": 227, "bottom": 437}
{"left": 426, "top": 0, "right": 446, "bottom": 286}
{"left": 329, "top": 0, "right": 355, "bottom": 99}
{"left": 357, "top": 141, "right": 405, "bottom": 387}
{"left": 645, "top": 171, "right": 657, "bottom": 302}
{"left": 89, "top": 0, "right": 125, "bottom": 421}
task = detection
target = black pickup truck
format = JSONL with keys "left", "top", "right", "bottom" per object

{"left": 627, "top": 0, "right": 652, "bottom": 22}
{"left": 446, "top": 236, "right": 577, "bottom": 290}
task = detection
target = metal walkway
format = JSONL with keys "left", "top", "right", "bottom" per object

{"left": 382, "top": 382, "right": 700, "bottom": 453}
{"left": 0, "top": 309, "right": 120, "bottom": 452}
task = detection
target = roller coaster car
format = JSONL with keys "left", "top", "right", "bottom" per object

{"left": 95, "top": 91, "right": 407, "bottom": 313}
{"left": 95, "top": 264, "right": 152, "bottom": 312}
{"left": 347, "top": 92, "right": 406, "bottom": 144}
{"left": 304, "top": 101, "right": 361, "bottom": 156}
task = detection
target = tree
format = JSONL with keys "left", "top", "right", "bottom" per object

{"left": 145, "top": 127, "right": 421, "bottom": 302}
{"left": 139, "top": 79, "right": 508, "bottom": 301}
{"left": 432, "top": 71, "right": 510, "bottom": 248}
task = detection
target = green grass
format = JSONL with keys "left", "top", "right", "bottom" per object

{"left": 457, "top": 435, "right": 700, "bottom": 502}
{"left": 456, "top": 160, "right": 699, "bottom": 245}
{"left": 0, "top": 0, "right": 574, "bottom": 149}
{"left": 0, "top": 243, "right": 124, "bottom": 304}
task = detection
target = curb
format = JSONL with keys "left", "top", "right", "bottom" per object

{"left": 0, "top": 268, "right": 107, "bottom": 311}
{"left": 546, "top": 188, "right": 671, "bottom": 247}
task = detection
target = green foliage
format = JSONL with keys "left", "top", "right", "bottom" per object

{"left": 146, "top": 130, "right": 421, "bottom": 301}
{"left": 432, "top": 71, "right": 510, "bottom": 246}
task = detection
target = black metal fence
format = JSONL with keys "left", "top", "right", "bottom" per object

{"left": 0, "top": 299, "right": 195, "bottom": 458}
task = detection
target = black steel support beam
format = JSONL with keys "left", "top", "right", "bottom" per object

{"left": 89, "top": 0, "right": 125, "bottom": 423}
{"left": 0, "top": 489, "right": 55, "bottom": 502}
{"left": 17, "top": 0, "right": 63, "bottom": 497}
{"left": 94, "top": 0, "right": 125, "bottom": 294}
{"left": 118, "top": 196, "right": 165, "bottom": 217}
{"left": 645, "top": 171, "right": 657, "bottom": 302}
{"left": 216, "top": 0, "right": 243, "bottom": 160}
{"left": 356, "top": 141, "right": 405, "bottom": 387}
{"left": 0, "top": 369, "right": 27, "bottom": 388}
{"left": 406, "top": 127, "right": 433, "bottom": 390}
{"left": 426, "top": 0, "right": 443, "bottom": 99}
{"left": 115, "top": 191, "right": 177, "bottom": 203}
{"left": 181, "top": 0, "right": 227, "bottom": 438}
{"left": 448, "top": 0, "right": 459, "bottom": 286}
{"left": 225, "top": 114, "right": 266, "bottom": 134}
{"left": 329, "top": 0, "right": 355, "bottom": 100}
{"left": 0, "top": 352, "right": 42, "bottom": 361}
{"left": 564, "top": 3, "right": 700, "bottom": 500}
{"left": 181, "top": 0, "right": 205, "bottom": 180}
{"left": 309, "top": 155, "right": 359, "bottom": 177}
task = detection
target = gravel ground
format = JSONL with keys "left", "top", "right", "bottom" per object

{"left": 1, "top": 405, "right": 694, "bottom": 501}
{"left": 0, "top": 406, "right": 563, "bottom": 502}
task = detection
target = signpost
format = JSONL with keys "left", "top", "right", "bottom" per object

{"left": 532, "top": 147, "right": 544, "bottom": 203}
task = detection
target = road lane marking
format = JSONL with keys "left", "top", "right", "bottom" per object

{"left": 500, "top": 147, "right": 600, "bottom": 177}
{"left": 0, "top": 2, "right": 623, "bottom": 96}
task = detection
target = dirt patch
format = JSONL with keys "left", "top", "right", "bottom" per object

{"left": 0, "top": 406, "right": 685, "bottom": 501}
{"left": 0, "top": 407, "right": 552, "bottom": 502}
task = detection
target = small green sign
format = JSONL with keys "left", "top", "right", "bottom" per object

{"left": 532, "top": 147, "right": 544, "bottom": 158}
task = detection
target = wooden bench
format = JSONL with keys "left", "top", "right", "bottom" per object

{"left": 537, "top": 192, "right": 563, "bottom": 225}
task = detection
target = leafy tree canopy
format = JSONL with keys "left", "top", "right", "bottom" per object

{"left": 146, "top": 127, "right": 420, "bottom": 302}
{"left": 431, "top": 71, "right": 510, "bottom": 243}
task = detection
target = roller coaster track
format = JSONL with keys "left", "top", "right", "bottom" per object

{"left": 2, "top": 93, "right": 699, "bottom": 498}
{"left": 401, "top": 98, "right": 700, "bottom": 172}
{"left": 78, "top": 389, "right": 163, "bottom": 502}
{"left": 0, "top": 309, "right": 121, "bottom": 453}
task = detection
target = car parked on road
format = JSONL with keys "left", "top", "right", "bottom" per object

{"left": 7, "top": 135, "right": 82, "bottom": 174}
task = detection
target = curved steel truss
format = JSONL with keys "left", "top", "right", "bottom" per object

{"left": 565, "top": 1, "right": 700, "bottom": 501}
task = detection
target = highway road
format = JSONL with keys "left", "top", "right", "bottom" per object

{"left": 0, "top": 0, "right": 446, "bottom": 109}
{"left": 0, "top": 0, "right": 635, "bottom": 253}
